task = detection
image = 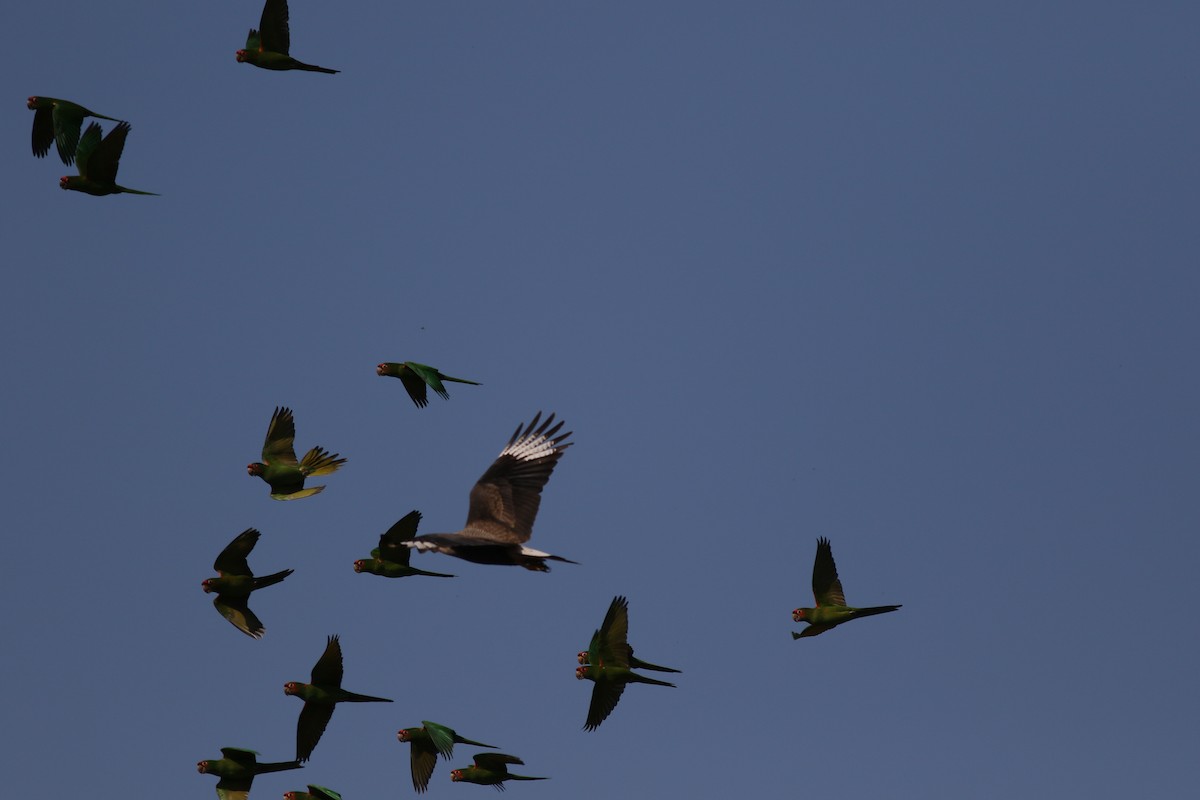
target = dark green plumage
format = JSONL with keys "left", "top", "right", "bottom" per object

{"left": 58, "top": 121, "right": 157, "bottom": 196}
{"left": 237, "top": 0, "right": 339, "bottom": 73}
{"left": 376, "top": 361, "right": 481, "bottom": 408}
{"left": 202, "top": 528, "right": 293, "bottom": 638}
{"left": 197, "top": 747, "right": 301, "bottom": 800}
{"left": 284, "top": 635, "right": 392, "bottom": 762}
{"left": 577, "top": 595, "right": 677, "bottom": 731}
{"left": 247, "top": 406, "right": 345, "bottom": 500}
{"left": 283, "top": 785, "right": 341, "bottom": 800}
{"left": 791, "top": 536, "right": 901, "bottom": 639}
{"left": 397, "top": 721, "right": 496, "bottom": 793}
{"left": 27, "top": 96, "right": 119, "bottom": 165}
{"left": 354, "top": 510, "right": 455, "bottom": 578}
{"left": 450, "top": 753, "right": 547, "bottom": 790}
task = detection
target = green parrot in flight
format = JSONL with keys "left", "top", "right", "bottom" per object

{"left": 577, "top": 595, "right": 677, "bottom": 731}
{"left": 58, "top": 121, "right": 158, "bottom": 196}
{"left": 576, "top": 595, "right": 680, "bottom": 674}
{"left": 283, "top": 785, "right": 340, "bottom": 800}
{"left": 449, "top": 753, "right": 547, "bottom": 790}
{"left": 285, "top": 635, "right": 393, "bottom": 762}
{"left": 27, "top": 96, "right": 118, "bottom": 165}
{"left": 399, "top": 412, "right": 578, "bottom": 571}
{"left": 237, "top": 0, "right": 339, "bottom": 73}
{"left": 247, "top": 406, "right": 345, "bottom": 500}
{"left": 197, "top": 747, "right": 301, "bottom": 800}
{"left": 354, "top": 510, "right": 455, "bottom": 578}
{"left": 397, "top": 721, "right": 497, "bottom": 794}
{"left": 792, "top": 536, "right": 901, "bottom": 639}
{"left": 202, "top": 528, "right": 293, "bottom": 639}
{"left": 376, "top": 361, "right": 481, "bottom": 408}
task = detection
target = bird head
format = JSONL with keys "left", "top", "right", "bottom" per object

{"left": 283, "top": 794, "right": 298, "bottom": 800}
{"left": 247, "top": 462, "right": 264, "bottom": 476}
{"left": 59, "top": 176, "right": 75, "bottom": 191}
{"left": 575, "top": 666, "right": 590, "bottom": 680}
{"left": 27, "top": 96, "right": 41, "bottom": 110}
{"left": 397, "top": 728, "right": 414, "bottom": 742}
{"left": 576, "top": 650, "right": 588, "bottom": 665}
{"left": 236, "top": 49, "right": 248, "bottom": 62}
{"left": 196, "top": 761, "right": 210, "bottom": 774}
{"left": 353, "top": 560, "right": 366, "bottom": 573}
{"left": 201, "top": 579, "right": 216, "bottom": 593}
{"left": 284, "top": 682, "right": 302, "bottom": 696}
{"left": 450, "top": 770, "right": 464, "bottom": 783}
{"left": 792, "top": 608, "right": 807, "bottom": 622}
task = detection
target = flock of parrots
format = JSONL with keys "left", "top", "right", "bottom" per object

{"left": 30, "top": 0, "right": 902, "bottom": 795}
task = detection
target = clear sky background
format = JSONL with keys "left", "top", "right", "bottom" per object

{"left": 2, "top": 2, "right": 1198, "bottom": 797}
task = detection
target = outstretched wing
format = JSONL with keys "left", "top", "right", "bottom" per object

{"left": 215, "top": 777, "right": 252, "bottom": 800}
{"left": 595, "top": 596, "right": 631, "bottom": 668}
{"left": 214, "top": 528, "right": 260, "bottom": 575}
{"left": 378, "top": 511, "right": 421, "bottom": 566}
{"left": 422, "top": 721, "right": 457, "bottom": 758}
{"left": 407, "top": 736, "right": 438, "bottom": 793}
{"left": 296, "top": 700, "right": 334, "bottom": 763}
{"left": 404, "top": 362, "right": 451, "bottom": 401}
{"left": 263, "top": 406, "right": 300, "bottom": 466}
{"left": 397, "top": 366, "right": 430, "bottom": 407}
{"left": 310, "top": 635, "right": 343, "bottom": 686}
{"left": 307, "top": 786, "right": 342, "bottom": 800}
{"left": 473, "top": 752, "right": 522, "bottom": 771}
{"left": 31, "top": 103, "right": 55, "bottom": 159}
{"left": 464, "top": 412, "right": 572, "bottom": 543}
{"left": 812, "top": 537, "right": 846, "bottom": 606}
{"left": 74, "top": 121, "right": 104, "bottom": 179}
{"left": 214, "top": 595, "right": 266, "bottom": 639}
{"left": 51, "top": 102, "right": 87, "bottom": 165}
{"left": 584, "top": 679, "right": 627, "bottom": 732}
{"left": 87, "top": 121, "right": 130, "bottom": 186}
{"left": 258, "top": 0, "right": 291, "bottom": 55}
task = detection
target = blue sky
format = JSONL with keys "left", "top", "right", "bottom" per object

{"left": 3, "top": 2, "right": 1198, "bottom": 797}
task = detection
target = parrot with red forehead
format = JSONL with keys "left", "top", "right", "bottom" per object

{"left": 354, "top": 510, "right": 455, "bottom": 579}
{"left": 27, "top": 96, "right": 118, "bottom": 164}
{"left": 247, "top": 406, "right": 345, "bottom": 500}
{"left": 791, "top": 537, "right": 901, "bottom": 639}
{"left": 202, "top": 528, "right": 293, "bottom": 639}
{"left": 197, "top": 747, "right": 301, "bottom": 800}
{"left": 449, "top": 753, "right": 547, "bottom": 790}
{"left": 284, "top": 635, "right": 392, "bottom": 762}
{"left": 58, "top": 121, "right": 158, "bottom": 196}
{"left": 376, "top": 361, "right": 480, "bottom": 408}
{"left": 397, "top": 721, "right": 496, "bottom": 793}
{"left": 237, "top": 0, "right": 339, "bottom": 73}
{"left": 577, "top": 595, "right": 677, "bottom": 731}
